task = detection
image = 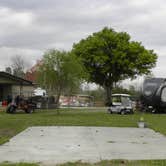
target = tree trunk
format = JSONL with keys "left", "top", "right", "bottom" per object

{"left": 55, "top": 92, "right": 61, "bottom": 105}
{"left": 104, "top": 85, "right": 113, "bottom": 106}
{"left": 55, "top": 86, "right": 62, "bottom": 115}
{"left": 55, "top": 91, "right": 60, "bottom": 114}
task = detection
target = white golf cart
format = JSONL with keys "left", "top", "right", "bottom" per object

{"left": 108, "top": 94, "right": 134, "bottom": 115}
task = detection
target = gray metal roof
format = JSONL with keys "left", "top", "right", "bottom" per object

{"left": 0, "top": 71, "right": 33, "bottom": 85}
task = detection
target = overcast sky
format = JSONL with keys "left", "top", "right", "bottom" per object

{"left": 0, "top": 0, "right": 165, "bottom": 77}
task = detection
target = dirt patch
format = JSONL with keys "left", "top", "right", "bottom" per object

{"left": 0, "top": 128, "right": 17, "bottom": 145}
{"left": 0, "top": 129, "right": 16, "bottom": 137}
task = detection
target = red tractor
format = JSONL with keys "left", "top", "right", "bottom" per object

{"left": 6, "top": 95, "right": 36, "bottom": 114}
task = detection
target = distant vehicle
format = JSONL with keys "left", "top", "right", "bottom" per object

{"left": 141, "top": 78, "right": 166, "bottom": 113}
{"left": 30, "top": 95, "right": 46, "bottom": 109}
{"left": 33, "top": 87, "right": 47, "bottom": 96}
{"left": 107, "top": 94, "right": 134, "bottom": 115}
{"left": 30, "top": 95, "right": 57, "bottom": 109}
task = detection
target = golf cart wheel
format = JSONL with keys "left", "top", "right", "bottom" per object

{"left": 120, "top": 110, "right": 126, "bottom": 115}
{"left": 108, "top": 108, "right": 112, "bottom": 114}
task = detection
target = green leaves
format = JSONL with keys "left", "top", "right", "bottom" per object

{"left": 72, "top": 27, "right": 157, "bottom": 86}
{"left": 37, "top": 49, "right": 86, "bottom": 97}
{"left": 72, "top": 27, "right": 157, "bottom": 104}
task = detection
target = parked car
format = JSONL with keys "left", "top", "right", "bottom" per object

{"left": 107, "top": 94, "right": 134, "bottom": 115}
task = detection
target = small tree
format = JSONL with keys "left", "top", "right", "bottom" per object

{"left": 72, "top": 27, "right": 157, "bottom": 105}
{"left": 5, "top": 67, "right": 12, "bottom": 74}
{"left": 11, "top": 55, "right": 27, "bottom": 78}
{"left": 37, "top": 49, "right": 86, "bottom": 106}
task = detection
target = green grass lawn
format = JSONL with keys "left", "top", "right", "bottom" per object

{"left": 58, "top": 160, "right": 166, "bottom": 166}
{"left": 0, "top": 108, "right": 166, "bottom": 144}
{"left": 0, "top": 108, "right": 166, "bottom": 166}
{"left": 1, "top": 160, "right": 166, "bottom": 166}
{"left": 0, "top": 163, "right": 38, "bottom": 166}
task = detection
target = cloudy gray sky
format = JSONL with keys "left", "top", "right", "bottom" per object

{"left": 0, "top": 0, "right": 165, "bottom": 77}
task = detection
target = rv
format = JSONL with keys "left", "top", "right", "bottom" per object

{"left": 141, "top": 78, "right": 166, "bottom": 113}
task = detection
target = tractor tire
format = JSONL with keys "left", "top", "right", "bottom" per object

{"left": 7, "top": 105, "right": 16, "bottom": 114}
{"left": 6, "top": 106, "right": 10, "bottom": 113}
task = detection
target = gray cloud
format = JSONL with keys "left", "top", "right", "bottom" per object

{"left": 0, "top": 0, "right": 165, "bottom": 77}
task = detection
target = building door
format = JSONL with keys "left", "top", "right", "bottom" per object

{"left": 0, "top": 86, "right": 3, "bottom": 101}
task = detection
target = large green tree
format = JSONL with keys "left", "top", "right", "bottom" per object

{"left": 72, "top": 27, "right": 157, "bottom": 105}
{"left": 37, "top": 49, "right": 85, "bottom": 105}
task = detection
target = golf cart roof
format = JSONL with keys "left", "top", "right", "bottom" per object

{"left": 112, "top": 94, "right": 131, "bottom": 97}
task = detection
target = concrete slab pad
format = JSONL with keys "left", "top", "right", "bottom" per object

{"left": 0, "top": 127, "right": 166, "bottom": 164}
